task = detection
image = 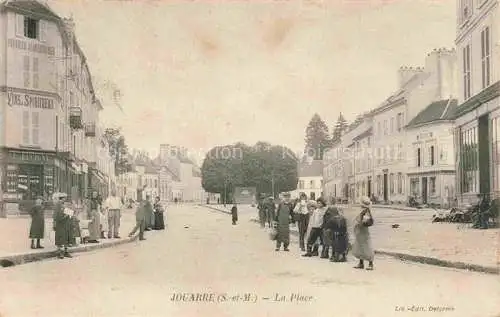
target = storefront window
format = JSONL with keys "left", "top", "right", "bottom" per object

{"left": 410, "top": 178, "right": 420, "bottom": 196}
{"left": 492, "top": 117, "right": 500, "bottom": 192}
{"left": 460, "top": 126, "right": 479, "bottom": 193}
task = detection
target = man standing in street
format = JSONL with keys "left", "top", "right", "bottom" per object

{"left": 104, "top": 189, "right": 122, "bottom": 239}
{"left": 274, "top": 192, "right": 295, "bottom": 251}
{"left": 128, "top": 197, "right": 146, "bottom": 240}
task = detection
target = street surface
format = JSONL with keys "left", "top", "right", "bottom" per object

{"left": 0, "top": 204, "right": 499, "bottom": 317}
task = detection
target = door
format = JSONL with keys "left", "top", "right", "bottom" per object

{"left": 383, "top": 173, "right": 388, "bottom": 201}
{"left": 422, "top": 177, "right": 428, "bottom": 204}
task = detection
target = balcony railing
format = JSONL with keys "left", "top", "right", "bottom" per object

{"left": 69, "top": 107, "right": 83, "bottom": 130}
{"left": 85, "top": 123, "right": 96, "bottom": 137}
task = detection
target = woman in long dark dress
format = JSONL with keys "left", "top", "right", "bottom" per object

{"left": 153, "top": 197, "right": 165, "bottom": 230}
{"left": 29, "top": 197, "right": 45, "bottom": 249}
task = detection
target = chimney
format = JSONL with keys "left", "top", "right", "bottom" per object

{"left": 425, "top": 48, "right": 457, "bottom": 99}
{"left": 397, "top": 66, "right": 424, "bottom": 88}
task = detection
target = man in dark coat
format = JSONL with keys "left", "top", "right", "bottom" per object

{"left": 257, "top": 194, "right": 267, "bottom": 228}
{"left": 129, "top": 198, "right": 146, "bottom": 240}
{"left": 274, "top": 192, "right": 294, "bottom": 251}
{"left": 231, "top": 204, "right": 238, "bottom": 225}
{"left": 29, "top": 197, "right": 45, "bottom": 249}
{"left": 264, "top": 197, "right": 276, "bottom": 228}
{"left": 53, "top": 194, "right": 72, "bottom": 259}
{"left": 324, "top": 206, "right": 348, "bottom": 262}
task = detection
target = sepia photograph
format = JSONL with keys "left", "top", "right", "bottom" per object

{"left": 0, "top": 0, "right": 499, "bottom": 316}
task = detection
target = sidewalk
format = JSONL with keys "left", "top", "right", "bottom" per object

{"left": 202, "top": 204, "right": 499, "bottom": 274}
{"left": 0, "top": 209, "right": 138, "bottom": 267}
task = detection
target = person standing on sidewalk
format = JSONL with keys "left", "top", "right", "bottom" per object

{"left": 129, "top": 198, "right": 146, "bottom": 240}
{"left": 257, "top": 194, "right": 266, "bottom": 228}
{"left": 104, "top": 189, "right": 122, "bottom": 238}
{"left": 293, "top": 192, "right": 309, "bottom": 252}
{"left": 52, "top": 193, "right": 72, "bottom": 259}
{"left": 274, "top": 192, "right": 294, "bottom": 251}
{"left": 29, "top": 196, "right": 45, "bottom": 249}
{"left": 88, "top": 191, "right": 101, "bottom": 243}
{"left": 153, "top": 196, "right": 165, "bottom": 230}
{"left": 352, "top": 197, "right": 374, "bottom": 270}
{"left": 303, "top": 198, "right": 327, "bottom": 257}
{"left": 231, "top": 203, "right": 238, "bottom": 225}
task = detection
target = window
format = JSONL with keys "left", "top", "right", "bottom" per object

{"left": 460, "top": 0, "right": 471, "bottom": 22}
{"left": 430, "top": 177, "right": 436, "bottom": 195}
{"left": 417, "top": 148, "right": 421, "bottom": 167}
{"left": 299, "top": 180, "right": 305, "bottom": 189}
{"left": 22, "top": 111, "right": 30, "bottom": 144}
{"left": 390, "top": 173, "right": 394, "bottom": 194}
{"left": 398, "top": 142, "right": 404, "bottom": 161}
{"left": 384, "top": 120, "right": 388, "bottom": 135}
{"left": 377, "top": 122, "right": 381, "bottom": 137}
{"left": 430, "top": 146, "right": 435, "bottom": 166}
{"left": 24, "top": 16, "right": 39, "bottom": 39}
{"left": 463, "top": 44, "right": 472, "bottom": 100}
{"left": 410, "top": 178, "right": 419, "bottom": 196}
{"left": 310, "top": 180, "right": 315, "bottom": 188}
{"left": 390, "top": 117, "right": 394, "bottom": 133}
{"left": 481, "top": 26, "right": 491, "bottom": 89}
{"left": 154, "top": 179, "right": 158, "bottom": 188}
{"left": 33, "top": 57, "right": 39, "bottom": 89}
{"left": 32, "top": 112, "right": 39, "bottom": 145}
{"left": 460, "top": 126, "right": 478, "bottom": 193}
{"left": 397, "top": 173, "right": 403, "bottom": 194}
{"left": 23, "top": 56, "right": 30, "bottom": 87}
{"left": 396, "top": 113, "right": 402, "bottom": 131}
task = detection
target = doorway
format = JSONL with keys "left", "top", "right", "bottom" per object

{"left": 383, "top": 173, "right": 388, "bottom": 201}
{"left": 310, "top": 192, "right": 316, "bottom": 200}
{"left": 422, "top": 177, "right": 428, "bottom": 204}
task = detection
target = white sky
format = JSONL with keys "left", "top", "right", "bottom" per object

{"left": 47, "top": 0, "right": 456, "bottom": 163}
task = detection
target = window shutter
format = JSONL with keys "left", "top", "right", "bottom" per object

{"left": 15, "top": 14, "right": 24, "bottom": 37}
{"left": 23, "top": 56, "right": 30, "bottom": 87}
{"left": 32, "top": 112, "right": 40, "bottom": 145}
{"left": 22, "top": 111, "right": 30, "bottom": 144}
{"left": 39, "top": 20, "right": 47, "bottom": 42}
{"left": 33, "top": 57, "right": 39, "bottom": 89}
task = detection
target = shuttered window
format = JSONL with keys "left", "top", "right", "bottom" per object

{"left": 22, "top": 111, "right": 30, "bottom": 144}
{"left": 33, "top": 57, "right": 39, "bottom": 89}
{"left": 23, "top": 56, "right": 30, "bottom": 87}
{"left": 32, "top": 112, "right": 40, "bottom": 145}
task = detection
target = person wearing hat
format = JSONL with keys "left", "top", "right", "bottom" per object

{"left": 29, "top": 196, "right": 45, "bottom": 249}
{"left": 52, "top": 193, "right": 72, "bottom": 259}
{"left": 264, "top": 196, "right": 276, "bottom": 228}
{"left": 303, "top": 197, "right": 327, "bottom": 257}
{"left": 274, "top": 192, "right": 295, "bottom": 251}
{"left": 257, "top": 193, "right": 267, "bottom": 228}
{"left": 143, "top": 195, "right": 154, "bottom": 231}
{"left": 293, "top": 192, "right": 310, "bottom": 252}
{"left": 352, "top": 196, "right": 375, "bottom": 270}
{"left": 129, "top": 196, "right": 147, "bottom": 240}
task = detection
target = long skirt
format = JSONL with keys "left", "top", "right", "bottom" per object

{"left": 276, "top": 223, "right": 290, "bottom": 244}
{"left": 352, "top": 227, "right": 374, "bottom": 261}
{"left": 332, "top": 232, "right": 349, "bottom": 254}
{"left": 153, "top": 212, "right": 165, "bottom": 230}
{"left": 29, "top": 216, "right": 45, "bottom": 239}
{"left": 88, "top": 209, "right": 101, "bottom": 240}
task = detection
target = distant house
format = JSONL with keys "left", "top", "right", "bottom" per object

{"left": 290, "top": 159, "right": 323, "bottom": 200}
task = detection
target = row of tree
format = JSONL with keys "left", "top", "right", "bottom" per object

{"left": 304, "top": 113, "right": 349, "bottom": 160}
{"left": 200, "top": 142, "right": 299, "bottom": 202}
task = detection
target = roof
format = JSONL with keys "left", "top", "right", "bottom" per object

{"left": 406, "top": 99, "right": 458, "bottom": 128}
{"left": 1, "top": 0, "right": 59, "bottom": 20}
{"left": 452, "top": 81, "right": 500, "bottom": 119}
{"left": 298, "top": 160, "right": 323, "bottom": 178}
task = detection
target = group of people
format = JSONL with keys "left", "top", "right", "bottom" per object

{"left": 28, "top": 190, "right": 166, "bottom": 259}
{"left": 259, "top": 192, "right": 375, "bottom": 270}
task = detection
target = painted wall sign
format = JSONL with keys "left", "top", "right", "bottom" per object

{"left": 7, "top": 92, "right": 54, "bottom": 109}
{"left": 7, "top": 38, "right": 55, "bottom": 55}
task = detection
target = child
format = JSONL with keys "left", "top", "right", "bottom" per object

{"left": 231, "top": 204, "right": 238, "bottom": 225}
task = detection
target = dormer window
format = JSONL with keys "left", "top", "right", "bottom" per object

{"left": 24, "top": 17, "right": 39, "bottom": 39}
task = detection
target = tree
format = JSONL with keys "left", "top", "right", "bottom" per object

{"left": 332, "top": 113, "right": 348, "bottom": 142}
{"left": 103, "top": 128, "right": 132, "bottom": 175}
{"left": 304, "top": 113, "right": 331, "bottom": 160}
{"left": 201, "top": 142, "right": 298, "bottom": 200}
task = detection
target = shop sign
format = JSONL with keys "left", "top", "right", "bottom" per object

{"left": 8, "top": 92, "right": 54, "bottom": 109}
{"left": 8, "top": 151, "right": 50, "bottom": 162}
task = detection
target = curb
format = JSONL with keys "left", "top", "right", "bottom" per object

{"left": 198, "top": 204, "right": 231, "bottom": 215}
{"left": 0, "top": 236, "right": 138, "bottom": 268}
{"left": 246, "top": 217, "right": 498, "bottom": 275}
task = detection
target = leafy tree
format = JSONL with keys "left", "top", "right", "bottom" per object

{"left": 201, "top": 142, "right": 298, "bottom": 201}
{"left": 103, "top": 128, "right": 132, "bottom": 175}
{"left": 332, "top": 113, "right": 348, "bottom": 142}
{"left": 304, "top": 113, "right": 331, "bottom": 160}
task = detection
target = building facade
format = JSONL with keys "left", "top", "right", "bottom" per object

{"left": 291, "top": 160, "right": 323, "bottom": 200}
{"left": 453, "top": 0, "right": 499, "bottom": 204}
{"left": 406, "top": 100, "right": 458, "bottom": 207}
{"left": 0, "top": 1, "right": 109, "bottom": 213}
{"left": 323, "top": 138, "right": 345, "bottom": 203}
